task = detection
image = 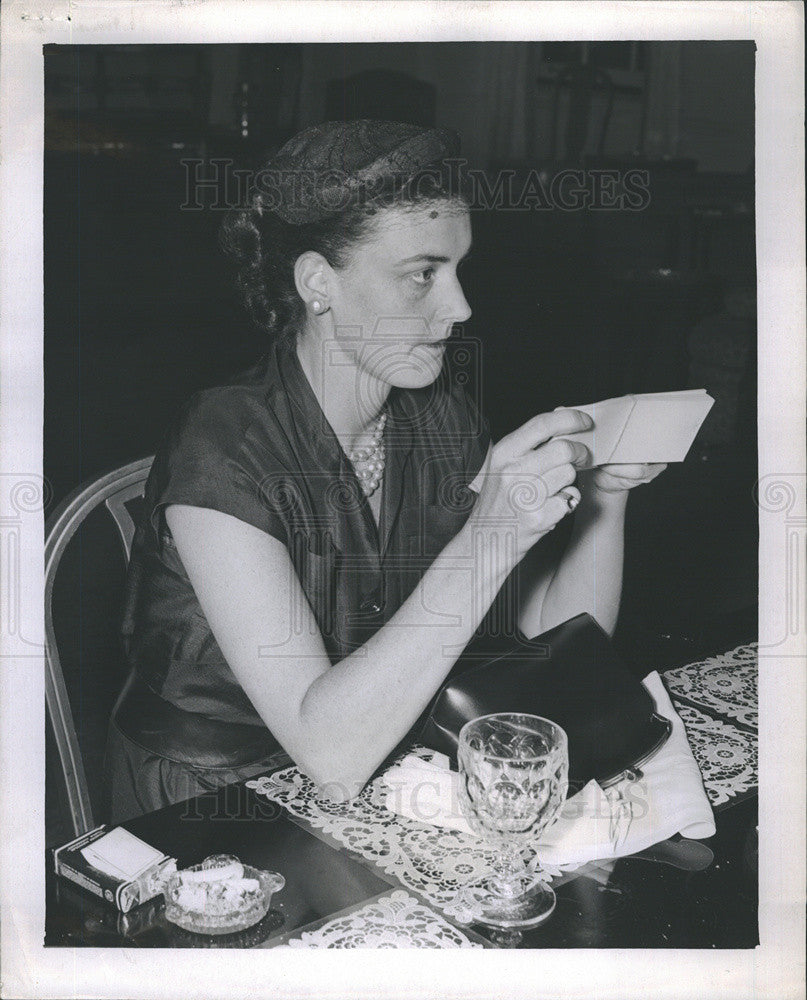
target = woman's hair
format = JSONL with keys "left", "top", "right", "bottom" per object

{"left": 220, "top": 166, "right": 469, "bottom": 345}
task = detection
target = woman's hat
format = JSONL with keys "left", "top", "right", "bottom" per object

{"left": 261, "top": 119, "right": 461, "bottom": 224}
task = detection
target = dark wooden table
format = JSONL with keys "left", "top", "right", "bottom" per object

{"left": 46, "top": 639, "right": 759, "bottom": 949}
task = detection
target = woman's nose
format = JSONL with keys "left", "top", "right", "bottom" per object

{"left": 445, "top": 273, "right": 472, "bottom": 324}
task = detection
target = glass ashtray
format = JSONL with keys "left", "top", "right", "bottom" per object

{"left": 163, "top": 855, "right": 285, "bottom": 935}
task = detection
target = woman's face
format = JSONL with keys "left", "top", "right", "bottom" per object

{"left": 326, "top": 202, "right": 473, "bottom": 391}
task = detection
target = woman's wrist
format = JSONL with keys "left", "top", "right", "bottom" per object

{"left": 577, "top": 477, "right": 630, "bottom": 519}
{"left": 455, "top": 515, "right": 521, "bottom": 585}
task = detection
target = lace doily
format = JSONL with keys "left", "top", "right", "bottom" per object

{"left": 664, "top": 643, "right": 757, "bottom": 729}
{"left": 285, "top": 890, "right": 483, "bottom": 949}
{"left": 677, "top": 703, "right": 758, "bottom": 807}
{"left": 247, "top": 750, "right": 575, "bottom": 923}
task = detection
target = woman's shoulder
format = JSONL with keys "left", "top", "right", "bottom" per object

{"left": 167, "top": 356, "right": 278, "bottom": 444}
{"left": 175, "top": 355, "right": 267, "bottom": 420}
{"left": 143, "top": 356, "right": 292, "bottom": 542}
{"left": 155, "top": 354, "right": 292, "bottom": 482}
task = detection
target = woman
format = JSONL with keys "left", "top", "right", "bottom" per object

{"left": 106, "top": 120, "right": 664, "bottom": 822}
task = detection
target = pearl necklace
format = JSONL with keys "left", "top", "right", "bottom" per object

{"left": 348, "top": 411, "right": 387, "bottom": 498}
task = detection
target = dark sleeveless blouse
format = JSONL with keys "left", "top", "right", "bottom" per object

{"left": 120, "top": 339, "right": 491, "bottom": 728}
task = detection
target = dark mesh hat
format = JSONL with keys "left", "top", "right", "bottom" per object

{"left": 261, "top": 119, "right": 461, "bottom": 224}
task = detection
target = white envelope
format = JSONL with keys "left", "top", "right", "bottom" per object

{"left": 556, "top": 389, "right": 715, "bottom": 468}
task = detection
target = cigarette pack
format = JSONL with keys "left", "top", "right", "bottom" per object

{"left": 52, "top": 825, "right": 177, "bottom": 912}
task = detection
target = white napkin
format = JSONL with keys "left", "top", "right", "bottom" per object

{"left": 382, "top": 671, "right": 715, "bottom": 866}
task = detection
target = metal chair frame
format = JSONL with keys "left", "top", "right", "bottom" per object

{"left": 44, "top": 456, "right": 154, "bottom": 838}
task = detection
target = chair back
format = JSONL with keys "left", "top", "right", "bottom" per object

{"left": 45, "top": 456, "right": 154, "bottom": 839}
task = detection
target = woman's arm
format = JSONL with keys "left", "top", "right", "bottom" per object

{"left": 517, "top": 460, "right": 667, "bottom": 638}
{"left": 165, "top": 408, "right": 591, "bottom": 800}
{"left": 166, "top": 505, "right": 504, "bottom": 800}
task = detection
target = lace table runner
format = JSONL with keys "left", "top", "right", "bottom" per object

{"left": 664, "top": 643, "right": 757, "bottom": 730}
{"left": 248, "top": 646, "right": 758, "bottom": 922}
{"left": 665, "top": 642, "right": 758, "bottom": 807}
{"left": 675, "top": 703, "right": 758, "bottom": 807}
{"left": 285, "top": 890, "right": 483, "bottom": 949}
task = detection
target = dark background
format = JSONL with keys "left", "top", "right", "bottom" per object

{"left": 44, "top": 42, "right": 757, "bottom": 843}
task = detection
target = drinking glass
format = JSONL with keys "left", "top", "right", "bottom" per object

{"left": 457, "top": 712, "right": 569, "bottom": 929}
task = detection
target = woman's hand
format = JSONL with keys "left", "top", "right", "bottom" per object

{"left": 516, "top": 456, "right": 663, "bottom": 641}
{"left": 468, "top": 409, "right": 593, "bottom": 560}
{"left": 581, "top": 462, "right": 667, "bottom": 498}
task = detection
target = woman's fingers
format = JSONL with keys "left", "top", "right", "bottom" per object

{"left": 524, "top": 459, "right": 577, "bottom": 500}
{"left": 540, "top": 486, "right": 582, "bottom": 527}
{"left": 495, "top": 460, "right": 577, "bottom": 519}
{"left": 474, "top": 459, "right": 576, "bottom": 506}
{"left": 469, "top": 459, "right": 582, "bottom": 555}
{"left": 556, "top": 486, "right": 582, "bottom": 513}
{"left": 600, "top": 462, "right": 650, "bottom": 479}
{"left": 584, "top": 461, "right": 669, "bottom": 495}
{"left": 473, "top": 414, "right": 593, "bottom": 553}
{"left": 604, "top": 461, "right": 667, "bottom": 483}
{"left": 536, "top": 437, "right": 591, "bottom": 472}
{"left": 494, "top": 430, "right": 590, "bottom": 477}
{"left": 499, "top": 408, "right": 593, "bottom": 458}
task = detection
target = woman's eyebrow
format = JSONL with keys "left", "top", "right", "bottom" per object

{"left": 395, "top": 247, "right": 474, "bottom": 266}
{"left": 396, "top": 253, "right": 450, "bottom": 265}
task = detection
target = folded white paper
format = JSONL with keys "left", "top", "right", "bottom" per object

{"left": 382, "top": 672, "right": 715, "bottom": 867}
{"left": 555, "top": 389, "right": 714, "bottom": 468}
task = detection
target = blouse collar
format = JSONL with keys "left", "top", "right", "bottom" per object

{"left": 273, "top": 337, "right": 415, "bottom": 469}
{"left": 270, "top": 338, "right": 416, "bottom": 558}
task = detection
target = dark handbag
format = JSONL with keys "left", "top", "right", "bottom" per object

{"left": 420, "top": 613, "right": 672, "bottom": 788}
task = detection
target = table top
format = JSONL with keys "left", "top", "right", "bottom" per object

{"left": 46, "top": 642, "right": 759, "bottom": 950}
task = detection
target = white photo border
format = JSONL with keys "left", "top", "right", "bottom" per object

{"left": 1, "top": 2, "right": 804, "bottom": 998}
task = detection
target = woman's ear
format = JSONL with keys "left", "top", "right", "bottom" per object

{"left": 294, "top": 252, "right": 332, "bottom": 314}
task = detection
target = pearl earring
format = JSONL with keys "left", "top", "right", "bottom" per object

{"left": 312, "top": 299, "right": 323, "bottom": 314}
